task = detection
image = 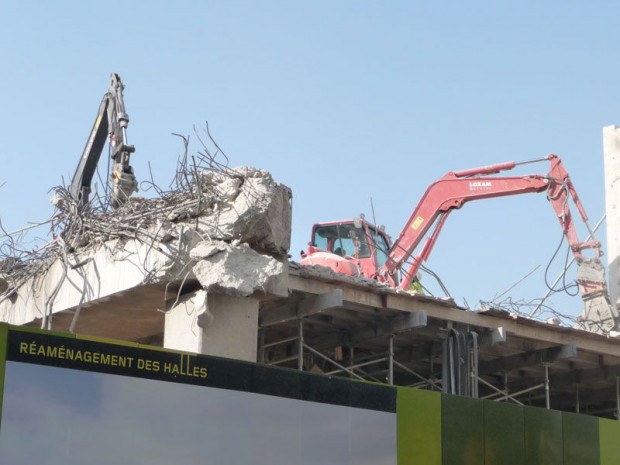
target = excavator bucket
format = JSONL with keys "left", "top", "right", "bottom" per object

{"left": 576, "top": 260, "right": 620, "bottom": 335}
{"left": 111, "top": 164, "right": 138, "bottom": 208}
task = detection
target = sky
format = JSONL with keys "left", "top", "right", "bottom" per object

{"left": 0, "top": 1, "right": 618, "bottom": 319}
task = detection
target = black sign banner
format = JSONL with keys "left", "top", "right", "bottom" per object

{"left": 6, "top": 328, "right": 395, "bottom": 413}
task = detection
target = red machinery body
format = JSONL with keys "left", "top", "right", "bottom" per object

{"left": 301, "top": 219, "right": 394, "bottom": 283}
{"left": 301, "top": 155, "right": 618, "bottom": 333}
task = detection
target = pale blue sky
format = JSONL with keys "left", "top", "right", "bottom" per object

{"left": 1, "top": 1, "right": 618, "bottom": 316}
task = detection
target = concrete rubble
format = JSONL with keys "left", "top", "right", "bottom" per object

{"left": 0, "top": 165, "right": 293, "bottom": 327}
{"left": 189, "top": 167, "right": 292, "bottom": 256}
{"left": 190, "top": 240, "right": 286, "bottom": 297}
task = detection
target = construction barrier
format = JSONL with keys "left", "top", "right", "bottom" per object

{"left": 0, "top": 323, "right": 617, "bottom": 464}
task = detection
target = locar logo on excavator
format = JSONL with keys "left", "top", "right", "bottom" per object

{"left": 469, "top": 181, "right": 492, "bottom": 190}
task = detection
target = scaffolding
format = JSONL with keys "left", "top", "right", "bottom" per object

{"left": 257, "top": 278, "right": 620, "bottom": 419}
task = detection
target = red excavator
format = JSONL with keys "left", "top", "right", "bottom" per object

{"left": 300, "top": 154, "right": 619, "bottom": 335}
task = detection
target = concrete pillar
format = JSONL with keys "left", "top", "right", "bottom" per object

{"left": 604, "top": 125, "right": 620, "bottom": 309}
{"left": 163, "top": 290, "right": 259, "bottom": 362}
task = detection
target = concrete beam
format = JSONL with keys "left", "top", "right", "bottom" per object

{"left": 392, "top": 327, "right": 502, "bottom": 365}
{"left": 478, "top": 344, "right": 577, "bottom": 376}
{"left": 259, "top": 290, "right": 343, "bottom": 327}
{"left": 288, "top": 273, "right": 620, "bottom": 357}
{"left": 479, "top": 327, "right": 507, "bottom": 346}
{"left": 306, "top": 310, "right": 427, "bottom": 348}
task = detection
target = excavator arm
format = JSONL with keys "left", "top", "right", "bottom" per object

{"left": 70, "top": 73, "right": 138, "bottom": 208}
{"left": 379, "top": 154, "right": 618, "bottom": 334}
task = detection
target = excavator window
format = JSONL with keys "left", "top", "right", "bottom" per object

{"left": 369, "top": 228, "right": 390, "bottom": 269}
{"left": 313, "top": 231, "right": 329, "bottom": 251}
{"left": 313, "top": 224, "right": 371, "bottom": 258}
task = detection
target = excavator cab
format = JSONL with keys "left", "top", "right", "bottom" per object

{"left": 301, "top": 218, "right": 394, "bottom": 282}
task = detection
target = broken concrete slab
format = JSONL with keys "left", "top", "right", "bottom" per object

{"left": 191, "top": 240, "right": 287, "bottom": 298}
{"left": 190, "top": 167, "right": 292, "bottom": 256}
{"left": 0, "top": 234, "right": 188, "bottom": 327}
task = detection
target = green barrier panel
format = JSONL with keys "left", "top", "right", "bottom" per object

{"left": 442, "top": 394, "right": 484, "bottom": 465}
{"left": 397, "top": 388, "right": 441, "bottom": 465}
{"left": 599, "top": 417, "right": 620, "bottom": 465}
{"left": 524, "top": 405, "right": 563, "bottom": 465}
{"left": 563, "top": 411, "right": 600, "bottom": 465}
{"left": 484, "top": 401, "right": 524, "bottom": 465}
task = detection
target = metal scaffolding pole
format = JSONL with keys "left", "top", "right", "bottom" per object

{"left": 481, "top": 380, "right": 543, "bottom": 404}
{"left": 480, "top": 378, "right": 508, "bottom": 400}
{"left": 479, "top": 377, "right": 529, "bottom": 405}
{"left": 257, "top": 329, "right": 265, "bottom": 364}
{"left": 303, "top": 343, "right": 365, "bottom": 381}
{"left": 347, "top": 350, "right": 389, "bottom": 364}
{"left": 388, "top": 335, "right": 394, "bottom": 385}
{"left": 349, "top": 345, "right": 355, "bottom": 377}
{"left": 395, "top": 360, "right": 442, "bottom": 391}
{"left": 262, "top": 336, "right": 300, "bottom": 349}
{"left": 409, "top": 380, "right": 444, "bottom": 390}
{"left": 298, "top": 318, "right": 304, "bottom": 371}
{"left": 616, "top": 378, "right": 620, "bottom": 421}
{"left": 267, "top": 355, "right": 299, "bottom": 366}
{"left": 544, "top": 364, "right": 551, "bottom": 409}
{"left": 262, "top": 335, "right": 305, "bottom": 366}
{"left": 324, "top": 357, "right": 387, "bottom": 376}
{"left": 576, "top": 384, "right": 580, "bottom": 414}
{"left": 469, "top": 331, "right": 479, "bottom": 398}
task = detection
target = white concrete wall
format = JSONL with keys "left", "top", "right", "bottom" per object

{"left": 604, "top": 125, "right": 620, "bottom": 308}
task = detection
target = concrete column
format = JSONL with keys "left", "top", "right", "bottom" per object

{"left": 164, "top": 290, "right": 259, "bottom": 362}
{"left": 604, "top": 125, "right": 620, "bottom": 309}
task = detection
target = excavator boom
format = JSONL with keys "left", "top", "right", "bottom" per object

{"left": 382, "top": 155, "right": 600, "bottom": 288}
{"left": 70, "top": 73, "right": 138, "bottom": 208}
